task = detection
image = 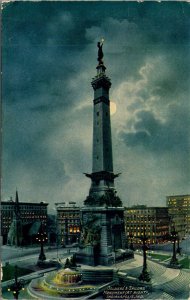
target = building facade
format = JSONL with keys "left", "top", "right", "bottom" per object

{"left": 1, "top": 195, "right": 48, "bottom": 244}
{"left": 56, "top": 202, "right": 81, "bottom": 246}
{"left": 167, "top": 194, "right": 190, "bottom": 238}
{"left": 124, "top": 206, "right": 170, "bottom": 246}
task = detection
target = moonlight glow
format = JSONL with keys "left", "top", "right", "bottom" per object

{"left": 110, "top": 101, "right": 117, "bottom": 116}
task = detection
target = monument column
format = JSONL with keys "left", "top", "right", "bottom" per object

{"left": 77, "top": 40, "right": 126, "bottom": 266}
{"left": 84, "top": 39, "right": 120, "bottom": 204}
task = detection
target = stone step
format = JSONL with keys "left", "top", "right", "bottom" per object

{"left": 156, "top": 271, "right": 190, "bottom": 299}
{"left": 147, "top": 291, "right": 175, "bottom": 299}
{"left": 151, "top": 268, "right": 179, "bottom": 285}
{"left": 81, "top": 268, "right": 114, "bottom": 283}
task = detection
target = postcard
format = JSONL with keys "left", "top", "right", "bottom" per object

{"left": 1, "top": 1, "right": 190, "bottom": 299}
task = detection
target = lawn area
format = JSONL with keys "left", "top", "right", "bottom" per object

{"left": 2, "top": 263, "right": 32, "bottom": 282}
{"left": 2, "top": 287, "right": 36, "bottom": 299}
{"left": 148, "top": 253, "right": 171, "bottom": 261}
{"left": 179, "top": 257, "right": 190, "bottom": 269}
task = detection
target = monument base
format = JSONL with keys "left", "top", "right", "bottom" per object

{"left": 76, "top": 246, "right": 115, "bottom": 266}
{"left": 80, "top": 265, "right": 114, "bottom": 283}
{"left": 77, "top": 206, "right": 126, "bottom": 266}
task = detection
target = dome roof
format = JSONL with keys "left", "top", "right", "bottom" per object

{"left": 53, "top": 268, "right": 82, "bottom": 285}
{"left": 60, "top": 268, "right": 79, "bottom": 275}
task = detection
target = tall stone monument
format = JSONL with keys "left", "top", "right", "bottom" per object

{"left": 77, "top": 40, "right": 126, "bottom": 266}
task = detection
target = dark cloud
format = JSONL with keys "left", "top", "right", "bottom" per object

{"left": 2, "top": 1, "right": 190, "bottom": 210}
{"left": 120, "top": 107, "right": 190, "bottom": 155}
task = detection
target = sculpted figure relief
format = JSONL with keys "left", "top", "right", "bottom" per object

{"left": 80, "top": 215, "right": 101, "bottom": 247}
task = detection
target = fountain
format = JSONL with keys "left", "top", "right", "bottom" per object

{"left": 28, "top": 265, "right": 97, "bottom": 299}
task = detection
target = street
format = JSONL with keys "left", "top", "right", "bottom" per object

{"left": 1, "top": 245, "right": 77, "bottom": 267}
{"left": 150, "top": 235, "right": 190, "bottom": 255}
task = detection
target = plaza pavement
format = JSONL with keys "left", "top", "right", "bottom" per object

{"left": 1, "top": 248, "right": 190, "bottom": 299}
{"left": 1, "top": 245, "right": 76, "bottom": 267}
{"left": 150, "top": 236, "right": 190, "bottom": 256}
{"left": 115, "top": 254, "right": 190, "bottom": 299}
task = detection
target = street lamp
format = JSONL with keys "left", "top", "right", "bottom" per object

{"left": 138, "top": 229, "right": 151, "bottom": 282}
{"left": 36, "top": 221, "right": 48, "bottom": 265}
{"left": 169, "top": 227, "right": 179, "bottom": 266}
{"left": 128, "top": 232, "right": 135, "bottom": 251}
{"left": 176, "top": 235, "right": 181, "bottom": 255}
{"left": 7, "top": 265, "right": 25, "bottom": 300}
{"left": 56, "top": 233, "right": 59, "bottom": 259}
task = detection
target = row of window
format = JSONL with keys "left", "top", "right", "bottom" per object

{"left": 126, "top": 220, "right": 156, "bottom": 224}
{"left": 2, "top": 206, "right": 47, "bottom": 210}
{"left": 58, "top": 214, "right": 80, "bottom": 218}
{"left": 58, "top": 219, "right": 80, "bottom": 224}
{"left": 126, "top": 210, "right": 158, "bottom": 214}
{"left": 129, "top": 232, "right": 156, "bottom": 237}
{"left": 96, "top": 111, "right": 109, "bottom": 117}
{"left": 2, "top": 214, "right": 46, "bottom": 219}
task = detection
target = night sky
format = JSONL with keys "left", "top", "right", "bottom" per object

{"left": 2, "top": 1, "right": 190, "bottom": 212}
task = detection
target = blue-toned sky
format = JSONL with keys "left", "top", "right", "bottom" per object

{"left": 2, "top": 1, "right": 190, "bottom": 212}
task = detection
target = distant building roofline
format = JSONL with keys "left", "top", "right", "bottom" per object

{"left": 55, "top": 201, "right": 80, "bottom": 209}
{"left": 56, "top": 206, "right": 80, "bottom": 210}
{"left": 166, "top": 194, "right": 190, "bottom": 198}
{"left": 125, "top": 206, "right": 168, "bottom": 210}
{"left": 1, "top": 201, "right": 48, "bottom": 206}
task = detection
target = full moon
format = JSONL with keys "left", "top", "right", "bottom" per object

{"left": 110, "top": 101, "right": 117, "bottom": 115}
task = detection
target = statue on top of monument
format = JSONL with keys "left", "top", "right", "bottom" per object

{"left": 97, "top": 38, "right": 104, "bottom": 65}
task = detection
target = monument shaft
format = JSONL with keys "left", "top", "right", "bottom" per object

{"left": 92, "top": 67, "right": 113, "bottom": 174}
{"left": 77, "top": 41, "right": 126, "bottom": 266}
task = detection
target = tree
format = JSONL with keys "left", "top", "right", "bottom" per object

{"left": 64, "top": 258, "right": 71, "bottom": 269}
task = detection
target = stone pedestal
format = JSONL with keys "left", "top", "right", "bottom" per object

{"left": 76, "top": 206, "right": 126, "bottom": 266}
